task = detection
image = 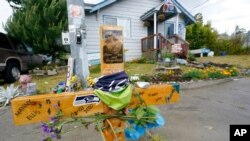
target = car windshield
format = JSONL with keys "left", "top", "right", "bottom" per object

{"left": 24, "top": 44, "right": 34, "bottom": 54}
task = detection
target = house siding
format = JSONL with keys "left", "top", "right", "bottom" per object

{"left": 85, "top": 0, "right": 162, "bottom": 61}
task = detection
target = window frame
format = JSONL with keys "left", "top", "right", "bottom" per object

{"left": 103, "top": 15, "right": 132, "bottom": 38}
{"left": 164, "top": 21, "right": 185, "bottom": 39}
{"left": 164, "top": 22, "right": 175, "bottom": 37}
{"left": 0, "top": 34, "right": 13, "bottom": 50}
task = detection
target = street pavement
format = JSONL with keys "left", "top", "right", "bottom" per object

{"left": 0, "top": 77, "right": 250, "bottom": 141}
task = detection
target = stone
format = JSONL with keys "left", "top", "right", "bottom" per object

{"left": 47, "top": 69, "right": 57, "bottom": 76}
{"left": 245, "top": 69, "right": 250, "bottom": 75}
{"left": 203, "top": 61, "right": 211, "bottom": 67}
{"left": 195, "top": 64, "right": 205, "bottom": 69}
{"left": 32, "top": 69, "right": 45, "bottom": 74}
{"left": 176, "top": 58, "right": 187, "bottom": 65}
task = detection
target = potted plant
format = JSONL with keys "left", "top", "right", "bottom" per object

{"left": 158, "top": 14, "right": 165, "bottom": 22}
{"left": 143, "top": 21, "right": 151, "bottom": 27}
{"left": 0, "top": 84, "right": 21, "bottom": 108}
{"left": 163, "top": 52, "right": 174, "bottom": 63}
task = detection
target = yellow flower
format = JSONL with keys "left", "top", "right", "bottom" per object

{"left": 222, "top": 70, "right": 231, "bottom": 76}
{"left": 86, "top": 76, "right": 95, "bottom": 87}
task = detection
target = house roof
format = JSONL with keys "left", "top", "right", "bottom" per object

{"left": 88, "top": 0, "right": 195, "bottom": 24}
{"left": 89, "top": 0, "right": 120, "bottom": 13}
{"left": 173, "top": 0, "right": 196, "bottom": 23}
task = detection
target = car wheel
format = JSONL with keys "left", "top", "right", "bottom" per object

{"left": 4, "top": 62, "right": 21, "bottom": 83}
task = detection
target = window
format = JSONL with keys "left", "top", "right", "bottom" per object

{"left": 10, "top": 38, "right": 27, "bottom": 53}
{"left": 104, "top": 17, "right": 117, "bottom": 25}
{"left": 0, "top": 34, "right": 12, "bottom": 50}
{"left": 165, "top": 22, "right": 185, "bottom": 39}
{"left": 165, "top": 23, "right": 175, "bottom": 37}
{"left": 178, "top": 23, "right": 185, "bottom": 39}
{"left": 104, "top": 16, "right": 131, "bottom": 37}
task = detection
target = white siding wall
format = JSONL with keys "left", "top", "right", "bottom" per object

{"left": 85, "top": 0, "right": 162, "bottom": 61}
{"left": 158, "top": 22, "right": 165, "bottom": 35}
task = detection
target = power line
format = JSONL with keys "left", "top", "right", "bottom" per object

{"left": 190, "top": 0, "right": 210, "bottom": 11}
{"left": 191, "top": 0, "right": 227, "bottom": 12}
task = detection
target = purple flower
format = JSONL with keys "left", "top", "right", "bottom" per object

{"left": 41, "top": 118, "right": 62, "bottom": 141}
{"left": 50, "top": 117, "right": 57, "bottom": 123}
{"left": 41, "top": 123, "right": 50, "bottom": 133}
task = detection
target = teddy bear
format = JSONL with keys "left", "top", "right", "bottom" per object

{"left": 19, "top": 74, "right": 32, "bottom": 92}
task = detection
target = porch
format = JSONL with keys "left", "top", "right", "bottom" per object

{"left": 141, "top": 33, "right": 189, "bottom": 61}
{"left": 139, "top": 0, "right": 195, "bottom": 61}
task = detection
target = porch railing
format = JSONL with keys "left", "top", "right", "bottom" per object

{"left": 141, "top": 33, "right": 172, "bottom": 52}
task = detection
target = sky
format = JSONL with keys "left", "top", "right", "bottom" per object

{"left": 1, "top": 0, "right": 250, "bottom": 34}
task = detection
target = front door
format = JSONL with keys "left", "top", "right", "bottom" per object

{"left": 147, "top": 22, "right": 154, "bottom": 36}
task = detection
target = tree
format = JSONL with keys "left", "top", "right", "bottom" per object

{"left": 194, "top": 13, "right": 203, "bottom": 24}
{"left": 186, "top": 19, "right": 218, "bottom": 51}
{"left": 229, "top": 25, "right": 246, "bottom": 54}
{"left": 5, "top": 0, "right": 68, "bottom": 58}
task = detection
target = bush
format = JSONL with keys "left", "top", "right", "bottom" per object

{"left": 162, "top": 52, "right": 174, "bottom": 59}
{"left": 182, "top": 69, "right": 207, "bottom": 80}
{"left": 207, "top": 70, "right": 225, "bottom": 79}
{"left": 182, "top": 67, "right": 239, "bottom": 80}
{"left": 187, "top": 52, "right": 196, "bottom": 61}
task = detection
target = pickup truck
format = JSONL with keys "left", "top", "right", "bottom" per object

{"left": 0, "top": 32, "right": 43, "bottom": 83}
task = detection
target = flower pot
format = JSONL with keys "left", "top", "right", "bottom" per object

{"left": 164, "top": 58, "right": 171, "bottom": 63}
{"left": 158, "top": 14, "right": 165, "bottom": 22}
{"left": 143, "top": 21, "right": 151, "bottom": 27}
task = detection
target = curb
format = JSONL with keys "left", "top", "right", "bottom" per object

{"left": 180, "top": 77, "right": 237, "bottom": 90}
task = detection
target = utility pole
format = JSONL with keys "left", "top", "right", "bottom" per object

{"left": 66, "top": 0, "right": 89, "bottom": 88}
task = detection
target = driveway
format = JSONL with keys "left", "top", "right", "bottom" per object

{"left": 0, "top": 78, "right": 250, "bottom": 141}
{"left": 157, "top": 77, "right": 250, "bottom": 141}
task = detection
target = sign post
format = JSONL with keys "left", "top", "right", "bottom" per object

{"left": 66, "top": 0, "right": 89, "bottom": 88}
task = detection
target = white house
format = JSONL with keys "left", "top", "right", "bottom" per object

{"left": 84, "top": 0, "right": 196, "bottom": 64}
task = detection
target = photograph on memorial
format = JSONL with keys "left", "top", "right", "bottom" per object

{"left": 102, "top": 29, "right": 123, "bottom": 64}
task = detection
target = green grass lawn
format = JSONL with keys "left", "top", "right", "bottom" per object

{"left": 197, "top": 55, "right": 250, "bottom": 68}
{"left": 2, "top": 55, "right": 249, "bottom": 94}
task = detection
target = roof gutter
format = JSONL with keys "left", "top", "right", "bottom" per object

{"left": 89, "top": 0, "right": 118, "bottom": 13}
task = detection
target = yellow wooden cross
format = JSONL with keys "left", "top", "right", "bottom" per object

{"left": 11, "top": 84, "right": 179, "bottom": 140}
{"left": 11, "top": 84, "right": 179, "bottom": 126}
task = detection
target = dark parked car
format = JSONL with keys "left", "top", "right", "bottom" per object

{"left": 0, "top": 32, "right": 43, "bottom": 83}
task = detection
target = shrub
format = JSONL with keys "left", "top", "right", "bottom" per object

{"left": 182, "top": 67, "right": 239, "bottom": 80}
{"left": 182, "top": 69, "right": 207, "bottom": 80}
{"left": 187, "top": 52, "right": 196, "bottom": 61}
{"left": 207, "top": 70, "right": 226, "bottom": 79}
{"left": 162, "top": 52, "right": 174, "bottom": 59}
